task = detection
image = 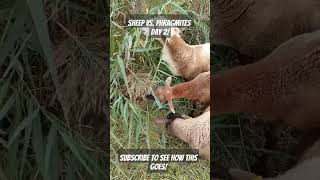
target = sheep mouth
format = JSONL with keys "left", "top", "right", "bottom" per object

{"left": 144, "top": 93, "right": 167, "bottom": 103}
{"left": 166, "top": 112, "right": 182, "bottom": 120}
{"left": 154, "top": 112, "right": 183, "bottom": 126}
{"left": 145, "top": 94, "right": 155, "bottom": 100}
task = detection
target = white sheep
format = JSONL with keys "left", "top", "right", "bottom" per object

{"left": 142, "top": 27, "right": 210, "bottom": 80}
{"left": 155, "top": 107, "right": 210, "bottom": 160}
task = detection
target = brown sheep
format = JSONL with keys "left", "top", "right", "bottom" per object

{"left": 216, "top": 139, "right": 320, "bottom": 180}
{"left": 213, "top": 0, "right": 320, "bottom": 65}
{"left": 143, "top": 27, "right": 210, "bottom": 80}
{"left": 154, "top": 71, "right": 210, "bottom": 113}
{"left": 213, "top": 30, "right": 320, "bottom": 130}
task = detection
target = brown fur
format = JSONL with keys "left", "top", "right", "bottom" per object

{"left": 213, "top": 0, "right": 320, "bottom": 64}
{"left": 161, "top": 28, "right": 210, "bottom": 80}
{"left": 213, "top": 30, "right": 320, "bottom": 130}
{"left": 226, "top": 138, "right": 320, "bottom": 180}
{"left": 155, "top": 71, "right": 210, "bottom": 106}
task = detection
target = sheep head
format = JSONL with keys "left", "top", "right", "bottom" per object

{"left": 154, "top": 77, "right": 175, "bottom": 113}
{"left": 170, "top": 27, "right": 181, "bottom": 37}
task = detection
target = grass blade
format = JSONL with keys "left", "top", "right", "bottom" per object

{"left": 0, "top": 93, "right": 16, "bottom": 122}
{"left": 60, "top": 131, "right": 93, "bottom": 174}
{"left": 44, "top": 125, "right": 59, "bottom": 180}
{"left": 7, "top": 108, "right": 38, "bottom": 147}
{"left": 18, "top": 125, "right": 32, "bottom": 180}
{"left": 26, "top": 0, "right": 59, "bottom": 87}
{"left": 32, "top": 115, "right": 45, "bottom": 178}
{"left": 7, "top": 136, "right": 18, "bottom": 180}
{"left": 0, "top": 1, "right": 27, "bottom": 66}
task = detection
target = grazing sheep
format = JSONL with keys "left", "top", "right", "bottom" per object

{"left": 213, "top": 0, "right": 320, "bottom": 65}
{"left": 154, "top": 71, "right": 210, "bottom": 113}
{"left": 213, "top": 30, "right": 320, "bottom": 130}
{"left": 155, "top": 107, "right": 210, "bottom": 160}
{"left": 143, "top": 27, "right": 210, "bottom": 80}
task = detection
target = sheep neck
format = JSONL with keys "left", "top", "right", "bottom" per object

{"left": 213, "top": 0, "right": 254, "bottom": 22}
{"left": 171, "top": 81, "right": 199, "bottom": 101}
{"left": 165, "top": 35, "right": 191, "bottom": 54}
{"left": 213, "top": 63, "right": 275, "bottom": 115}
{"left": 165, "top": 35, "right": 194, "bottom": 76}
{"left": 213, "top": 47, "right": 320, "bottom": 116}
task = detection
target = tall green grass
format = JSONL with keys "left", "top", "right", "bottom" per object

{"left": 110, "top": 0, "right": 210, "bottom": 179}
{"left": 0, "top": 0, "right": 107, "bottom": 179}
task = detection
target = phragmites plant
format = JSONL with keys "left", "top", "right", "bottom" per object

{"left": 0, "top": 0, "right": 108, "bottom": 179}
{"left": 54, "top": 29, "right": 107, "bottom": 134}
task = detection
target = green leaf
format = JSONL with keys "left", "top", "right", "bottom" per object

{"left": 26, "top": 0, "right": 59, "bottom": 87}
{"left": 0, "top": 164, "right": 8, "bottom": 180}
{"left": 116, "top": 55, "right": 129, "bottom": 96}
{"left": 0, "top": 80, "right": 10, "bottom": 107}
{"left": 65, "top": 156, "right": 76, "bottom": 180}
{"left": 0, "top": 93, "right": 16, "bottom": 122}
{"left": 7, "top": 133, "right": 18, "bottom": 180}
{"left": 32, "top": 115, "right": 45, "bottom": 178}
{"left": 44, "top": 125, "right": 59, "bottom": 180}
{"left": 7, "top": 108, "right": 38, "bottom": 147}
{"left": 128, "top": 114, "right": 134, "bottom": 148}
{"left": 135, "top": 114, "right": 142, "bottom": 148}
{"left": 60, "top": 131, "right": 93, "bottom": 174}
{"left": 0, "top": 1, "right": 27, "bottom": 66}
{"left": 43, "top": 110, "right": 100, "bottom": 177}
{"left": 18, "top": 124, "right": 32, "bottom": 180}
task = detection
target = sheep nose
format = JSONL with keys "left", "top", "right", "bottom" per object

{"left": 166, "top": 112, "right": 182, "bottom": 120}
{"left": 145, "top": 94, "right": 155, "bottom": 100}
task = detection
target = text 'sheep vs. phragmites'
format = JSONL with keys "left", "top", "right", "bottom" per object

{"left": 127, "top": 19, "right": 192, "bottom": 27}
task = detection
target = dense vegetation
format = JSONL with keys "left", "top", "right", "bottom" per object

{"left": 0, "top": 0, "right": 108, "bottom": 179}
{"left": 110, "top": 0, "right": 210, "bottom": 179}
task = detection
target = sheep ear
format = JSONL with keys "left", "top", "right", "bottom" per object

{"left": 172, "top": 27, "right": 181, "bottom": 34}
{"left": 165, "top": 76, "right": 172, "bottom": 86}
{"left": 154, "top": 118, "right": 171, "bottom": 125}
{"left": 169, "top": 27, "right": 181, "bottom": 37}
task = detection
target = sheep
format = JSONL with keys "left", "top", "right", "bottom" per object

{"left": 298, "top": 137, "right": 320, "bottom": 163}
{"left": 154, "top": 71, "right": 210, "bottom": 113}
{"left": 213, "top": 30, "right": 320, "bottom": 130}
{"left": 226, "top": 158, "right": 320, "bottom": 180}
{"left": 214, "top": 138, "right": 320, "bottom": 180}
{"left": 155, "top": 107, "right": 210, "bottom": 160}
{"left": 213, "top": 0, "right": 320, "bottom": 65}
{"left": 143, "top": 27, "right": 210, "bottom": 80}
